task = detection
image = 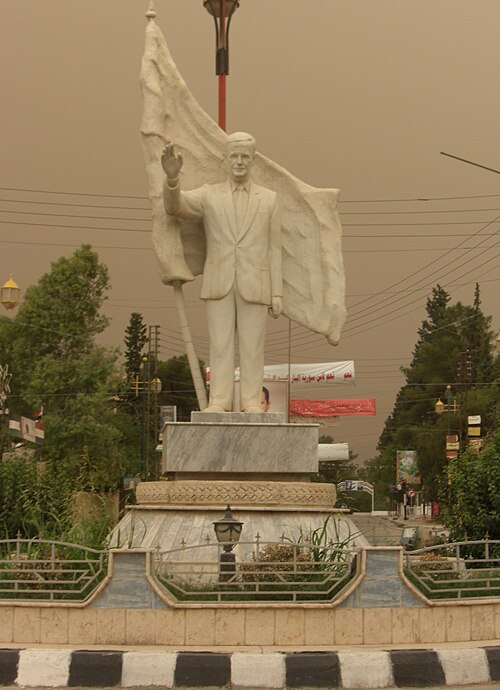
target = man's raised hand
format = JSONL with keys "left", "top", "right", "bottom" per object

{"left": 161, "top": 143, "right": 183, "bottom": 181}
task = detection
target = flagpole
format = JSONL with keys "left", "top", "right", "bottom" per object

{"left": 173, "top": 281, "right": 208, "bottom": 410}
{"left": 287, "top": 318, "right": 291, "bottom": 422}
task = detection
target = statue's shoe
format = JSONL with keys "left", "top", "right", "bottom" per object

{"left": 203, "top": 404, "right": 226, "bottom": 413}
{"left": 242, "top": 405, "right": 263, "bottom": 414}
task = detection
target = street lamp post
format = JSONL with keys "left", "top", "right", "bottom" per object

{"left": 212, "top": 505, "right": 243, "bottom": 582}
{"left": 435, "top": 385, "right": 459, "bottom": 459}
{"left": 133, "top": 355, "right": 162, "bottom": 480}
{"left": 203, "top": 0, "right": 240, "bottom": 131}
{"left": 0, "top": 364, "right": 12, "bottom": 457}
{"left": 435, "top": 384, "right": 457, "bottom": 435}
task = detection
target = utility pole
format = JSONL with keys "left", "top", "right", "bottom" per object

{"left": 145, "top": 325, "right": 161, "bottom": 479}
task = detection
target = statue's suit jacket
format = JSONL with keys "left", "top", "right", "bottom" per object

{"left": 164, "top": 180, "right": 282, "bottom": 304}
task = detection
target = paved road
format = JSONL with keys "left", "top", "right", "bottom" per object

{"left": 348, "top": 511, "right": 404, "bottom": 546}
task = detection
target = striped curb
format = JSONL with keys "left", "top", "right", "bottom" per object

{"left": 0, "top": 647, "right": 499, "bottom": 688}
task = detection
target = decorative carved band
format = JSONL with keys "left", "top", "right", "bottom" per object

{"left": 136, "top": 480, "right": 335, "bottom": 508}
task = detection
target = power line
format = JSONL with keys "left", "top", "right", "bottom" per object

{"left": 264, "top": 250, "right": 498, "bottom": 352}
{"left": 0, "top": 220, "right": 149, "bottom": 233}
{"left": 341, "top": 207, "right": 500, "bottom": 216}
{"left": 342, "top": 193, "right": 500, "bottom": 203}
{"left": 348, "top": 215, "right": 499, "bottom": 312}
{"left": 2, "top": 194, "right": 500, "bottom": 215}
{"left": 2, "top": 223, "right": 499, "bottom": 240}
{"left": 345, "top": 246, "right": 499, "bottom": 327}
{"left": 440, "top": 152, "right": 500, "bottom": 176}
{"left": 343, "top": 220, "right": 500, "bottom": 226}
{"left": 2, "top": 185, "right": 499, "bottom": 204}
{"left": 2, "top": 191, "right": 497, "bottom": 352}
{"left": 2, "top": 238, "right": 493, "bottom": 255}
{"left": 0, "top": 197, "right": 149, "bottom": 211}
{"left": 0, "top": 186, "right": 147, "bottom": 200}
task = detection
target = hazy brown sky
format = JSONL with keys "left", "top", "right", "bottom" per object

{"left": 1, "top": 1, "right": 499, "bottom": 464}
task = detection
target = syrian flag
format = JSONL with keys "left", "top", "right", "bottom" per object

{"left": 35, "top": 420, "right": 44, "bottom": 445}
{"left": 8, "top": 414, "right": 22, "bottom": 439}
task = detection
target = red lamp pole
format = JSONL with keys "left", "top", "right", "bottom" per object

{"left": 218, "top": 0, "right": 227, "bottom": 130}
{"left": 204, "top": 1, "right": 240, "bottom": 132}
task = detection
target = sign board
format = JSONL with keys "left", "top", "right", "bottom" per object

{"left": 209, "top": 362, "right": 356, "bottom": 384}
{"left": 0, "top": 364, "right": 12, "bottom": 410}
{"left": 160, "top": 405, "right": 177, "bottom": 425}
{"left": 317, "top": 443, "right": 349, "bottom": 461}
{"left": 468, "top": 415, "right": 481, "bottom": 425}
{"left": 258, "top": 361, "right": 355, "bottom": 384}
{"left": 159, "top": 406, "right": 177, "bottom": 441}
{"left": 446, "top": 441, "right": 460, "bottom": 450}
{"left": 339, "top": 480, "right": 373, "bottom": 493}
{"left": 233, "top": 380, "right": 288, "bottom": 414}
{"left": 290, "top": 398, "right": 376, "bottom": 417}
{"left": 469, "top": 438, "right": 483, "bottom": 452}
{"left": 467, "top": 426, "right": 481, "bottom": 437}
{"left": 396, "top": 450, "right": 420, "bottom": 485}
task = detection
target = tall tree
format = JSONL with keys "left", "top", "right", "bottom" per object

{"left": 4, "top": 246, "right": 138, "bottom": 492}
{"left": 124, "top": 313, "right": 148, "bottom": 382}
{"left": 440, "top": 429, "right": 500, "bottom": 541}
{"left": 12, "top": 245, "right": 109, "bottom": 363}
{"left": 157, "top": 354, "right": 203, "bottom": 422}
{"left": 367, "top": 284, "right": 497, "bottom": 504}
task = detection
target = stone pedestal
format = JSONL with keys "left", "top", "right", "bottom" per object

{"left": 161, "top": 412, "right": 318, "bottom": 477}
{"left": 113, "top": 411, "right": 344, "bottom": 553}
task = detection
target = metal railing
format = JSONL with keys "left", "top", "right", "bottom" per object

{"left": 0, "top": 537, "right": 108, "bottom": 602}
{"left": 153, "top": 538, "right": 359, "bottom": 604}
{"left": 403, "top": 539, "right": 500, "bottom": 601}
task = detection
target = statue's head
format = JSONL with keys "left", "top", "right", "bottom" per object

{"left": 224, "top": 132, "right": 256, "bottom": 183}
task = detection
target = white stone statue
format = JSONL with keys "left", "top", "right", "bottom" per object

{"left": 140, "top": 12, "right": 346, "bottom": 412}
{"left": 162, "top": 132, "right": 283, "bottom": 413}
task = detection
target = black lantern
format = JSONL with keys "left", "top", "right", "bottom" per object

{"left": 213, "top": 505, "right": 243, "bottom": 582}
{"left": 203, "top": 0, "right": 240, "bottom": 76}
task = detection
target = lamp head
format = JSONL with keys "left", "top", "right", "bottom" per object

{"left": 1, "top": 275, "right": 21, "bottom": 311}
{"left": 435, "top": 399, "right": 445, "bottom": 415}
{"left": 213, "top": 505, "right": 243, "bottom": 552}
{"left": 203, "top": 0, "right": 239, "bottom": 18}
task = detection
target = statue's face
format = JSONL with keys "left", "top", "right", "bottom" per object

{"left": 225, "top": 141, "right": 255, "bottom": 183}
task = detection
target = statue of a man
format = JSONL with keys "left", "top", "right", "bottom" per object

{"left": 162, "top": 132, "right": 283, "bottom": 413}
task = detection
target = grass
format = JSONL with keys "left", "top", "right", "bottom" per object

{"left": 404, "top": 565, "right": 500, "bottom": 600}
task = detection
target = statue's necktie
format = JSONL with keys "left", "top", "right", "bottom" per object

{"left": 233, "top": 186, "right": 248, "bottom": 227}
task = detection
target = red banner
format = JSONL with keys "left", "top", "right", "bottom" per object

{"left": 290, "top": 399, "right": 376, "bottom": 417}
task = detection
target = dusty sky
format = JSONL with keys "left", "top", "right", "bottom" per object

{"left": 1, "top": 0, "right": 499, "bottom": 464}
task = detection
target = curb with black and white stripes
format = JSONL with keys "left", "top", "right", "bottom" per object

{"left": 0, "top": 646, "right": 499, "bottom": 687}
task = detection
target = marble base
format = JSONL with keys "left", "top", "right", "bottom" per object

{"left": 191, "top": 411, "right": 286, "bottom": 424}
{"left": 162, "top": 419, "right": 318, "bottom": 475}
{"left": 110, "top": 507, "right": 362, "bottom": 557}
{"left": 136, "top": 479, "right": 335, "bottom": 509}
